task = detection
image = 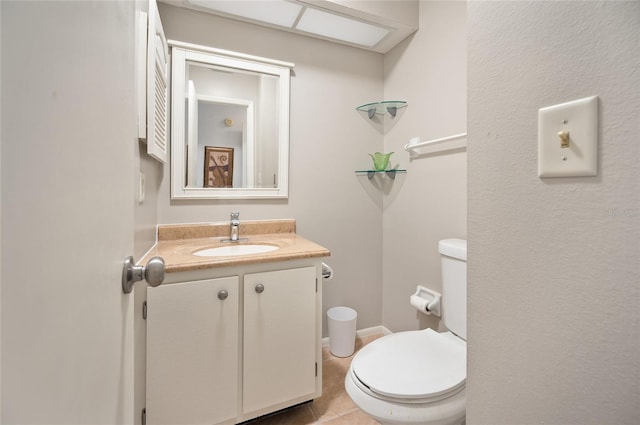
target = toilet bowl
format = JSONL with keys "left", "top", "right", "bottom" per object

{"left": 345, "top": 329, "right": 465, "bottom": 425}
{"left": 345, "top": 239, "right": 467, "bottom": 425}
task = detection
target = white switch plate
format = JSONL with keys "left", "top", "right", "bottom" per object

{"left": 538, "top": 96, "right": 598, "bottom": 177}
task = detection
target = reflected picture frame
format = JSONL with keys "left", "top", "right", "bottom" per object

{"left": 204, "top": 146, "right": 234, "bottom": 188}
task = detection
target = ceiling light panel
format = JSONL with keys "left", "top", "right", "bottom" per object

{"left": 295, "top": 7, "right": 390, "bottom": 48}
{"left": 189, "top": 0, "right": 303, "bottom": 28}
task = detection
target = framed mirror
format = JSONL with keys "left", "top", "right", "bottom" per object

{"left": 169, "top": 40, "right": 293, "bottom": 199}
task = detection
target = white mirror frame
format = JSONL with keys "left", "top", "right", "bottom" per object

{"left": 169, "top": 40, "right": 293, "bottom": 199}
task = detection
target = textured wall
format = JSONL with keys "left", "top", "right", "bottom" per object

{"left": 467, "top": 2, "right": 639, "bottom": 424}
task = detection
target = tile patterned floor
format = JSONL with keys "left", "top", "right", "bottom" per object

{"left": 243, "top": 334, "right": 383, "bottom": 425}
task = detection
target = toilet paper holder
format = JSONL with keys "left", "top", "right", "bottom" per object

{"left": 410, "top": 285, "right": 441, "bottom": 317}
{"left": 322, "top": 262, "right": 334, "bottom": 280}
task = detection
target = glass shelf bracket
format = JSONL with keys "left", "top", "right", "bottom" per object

{"left": 355, "top": 169, "right": 407, "bottom": 180}
{"left": 356, "top": 101, "right": 407, "bottom": 119}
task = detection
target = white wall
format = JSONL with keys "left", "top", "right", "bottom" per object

{"left": 382, "top": 1, "right": 467, "bottom": 332}
{"left": 467, "top": 2, "right": 639, "bottom": 424}
{"left": 157, "top": 3, "right": 385, "bottom": 336}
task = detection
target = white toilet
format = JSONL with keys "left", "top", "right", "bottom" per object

{"left": 345, "top": 239, "right": 467, "bottom": 425}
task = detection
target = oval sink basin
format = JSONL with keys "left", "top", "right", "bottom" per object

{"left": 193, "top": 244, "right": 279, "bottom": 257}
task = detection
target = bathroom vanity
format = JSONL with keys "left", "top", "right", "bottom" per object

{"left": 139, "top": 220, "right": 330, "bottom": 425}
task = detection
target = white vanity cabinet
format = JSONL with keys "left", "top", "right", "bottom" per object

{"left": 144, "top": 260, "right": 322, "bottom": 425}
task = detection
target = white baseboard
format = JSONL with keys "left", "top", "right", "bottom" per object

{"left": 322, "top": 325, "right": 392, "bottom": 347}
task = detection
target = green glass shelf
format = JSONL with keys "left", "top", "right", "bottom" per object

{"left": 355, "top": 169, "right": 407, "bottom": 180}
{"left": 356, "top": 101, "right": 407, "bottom": 119}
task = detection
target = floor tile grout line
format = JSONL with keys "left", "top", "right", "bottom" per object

{"left": 318, "top": 407, "right": 363, "bottom": 423}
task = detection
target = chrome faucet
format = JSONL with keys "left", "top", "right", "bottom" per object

{"left": 230, "top": 212, "right": 240, "bottom": 242}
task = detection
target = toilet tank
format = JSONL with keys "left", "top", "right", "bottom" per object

{"left": 439, "top": 239, "right": 467, "bottom": 340}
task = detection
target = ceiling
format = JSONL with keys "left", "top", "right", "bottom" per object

{"left": 161, "top": 0, "right": 419, "bottom": 54}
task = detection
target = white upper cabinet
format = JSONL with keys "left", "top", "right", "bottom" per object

{"left": 137, "top": 0, "right": 169, "bottom": 163}
{"left": 147, "top": 0, "right": 169, "bottom": 162}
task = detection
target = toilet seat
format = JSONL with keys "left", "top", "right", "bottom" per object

{"left": 351, "top": 329, "right": 466, "bottom": 403}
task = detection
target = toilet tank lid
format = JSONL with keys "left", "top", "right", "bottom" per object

{"left": 439, "top": 239, "right": 467, "bottom": 261}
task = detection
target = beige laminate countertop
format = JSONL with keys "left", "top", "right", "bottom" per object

{"left": 140, "top": 220, "right": 330, "bottom": 273}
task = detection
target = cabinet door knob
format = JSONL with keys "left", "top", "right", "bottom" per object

{"left": 218, "top": 290, "right": 229, "bottom": 300}
{"left": 255, "top": 283, "right": 265, "bottom": 294}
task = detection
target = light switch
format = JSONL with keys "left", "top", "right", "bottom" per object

{"left": 538, "top": 96, "right": 598, "bottom": 177}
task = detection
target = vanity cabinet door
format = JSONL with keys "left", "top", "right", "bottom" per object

{"left": 243, "top": 266, "right": 317, "bottom": 414}
{"left": 146, "top": 277, "right": 239, "bottom": 425}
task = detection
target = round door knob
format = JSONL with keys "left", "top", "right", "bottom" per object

{"left": 122, "top": 256, "right": 165, "bottom": 294}
{"left": 255, "top": 283, "right": 265, "bottom": 294}
{"left": 145, "top": 257, "right": 166, "bottom": 288}
{"left": 218, "top": 290, "right": 228, "bottom": 300}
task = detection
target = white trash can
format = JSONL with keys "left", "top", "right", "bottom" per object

{"left": 327, "top": 306, "right": 357, "bottom": 357}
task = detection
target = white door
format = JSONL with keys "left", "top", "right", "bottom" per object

{"left": 1, "top": 2, "right": 138, "bottom": 423}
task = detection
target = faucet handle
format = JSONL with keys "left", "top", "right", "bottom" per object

{"left": 230, "top": 212, "right": 239, "bottom": 220}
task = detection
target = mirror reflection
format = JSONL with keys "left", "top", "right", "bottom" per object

{"left": 170, "top": 41, "right": 292, "bottom": 199}
{"left": 186, "top": 63, "right": 279, "bottom": 189}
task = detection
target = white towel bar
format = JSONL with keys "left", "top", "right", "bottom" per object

{"left": 404, "top": 132, "right": 467, "bottom": 156}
